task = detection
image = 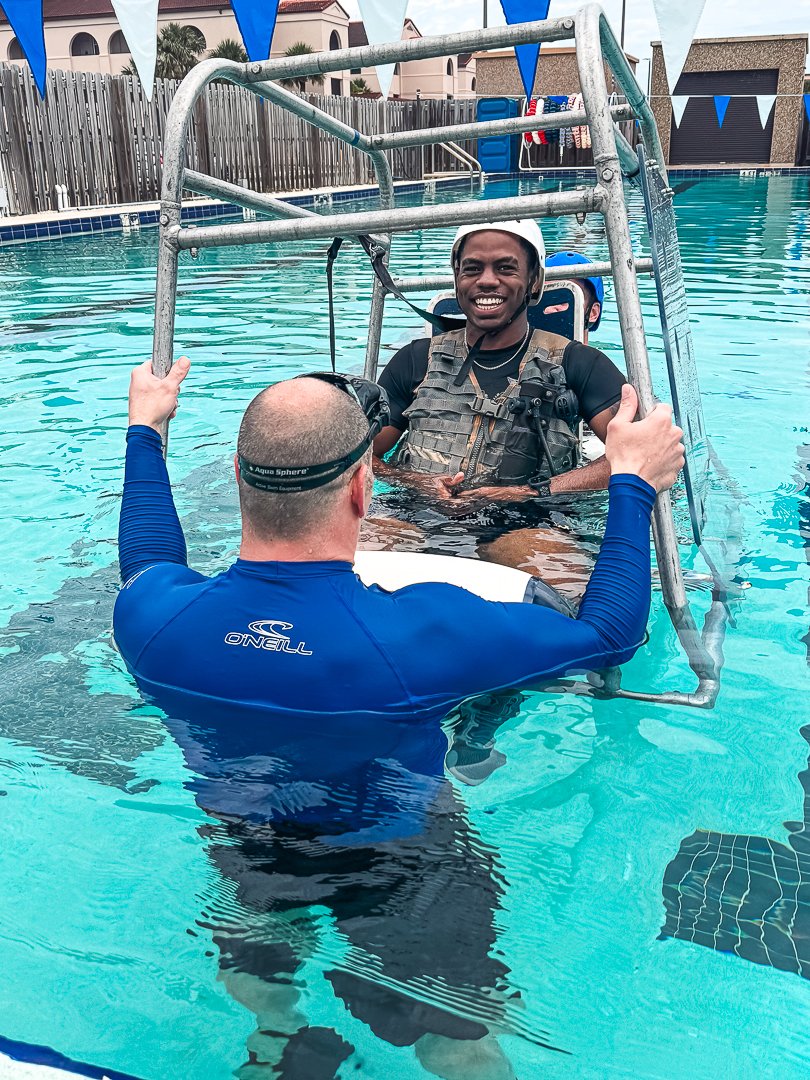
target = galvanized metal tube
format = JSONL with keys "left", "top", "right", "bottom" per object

{"left": 391, "top": 258, "right": 654, "bottom": 293}
{"left": 585, "top": 3, "right": 668, "bottom": 178}
{"left": 153, "top": 57, "right": 246, "bottom": 434}
{"left": 369, "top": 104, "right": 634, "bottom": 152}
{"left": 613, "top": 126, "right": 641, "bottom": 179}
{"left": 248, "top": 80, "right": 395, "bottom": 207}
{"left": 183, "top": 169, "right": 322, "bottom": 220}
{"left": 176, "top": 188, "right": 604, "bottom": 251}
{"left": 182, "top": 169, "right": 388, "bottom": 252}
{"left": 575, "top": 3, "right": 687, "bottom": 611}
{"left": 244, "top": 18, "right": 575, "bottom": 83}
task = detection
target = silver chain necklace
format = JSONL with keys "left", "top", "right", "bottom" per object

{"left": 468, "top": 326, "right": 530, "bottom": 371}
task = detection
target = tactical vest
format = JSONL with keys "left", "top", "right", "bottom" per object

{"left": 393, "top": 328, "right": 580, "bottom": 487}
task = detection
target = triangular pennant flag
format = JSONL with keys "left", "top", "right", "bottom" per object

{"left": 0, "top": 0, "right": 47, "bottom": 96}
{"left": 804, "top": 94, "right": 810, "bottom": 123}
{"left": 357, "top": 0, "right": 409, "bottom": 99}
{"left": 755, "top": 94, "right": 776, "bottom": 128}
{"left": 671, "top": 96, "right": 689, "bottom": 127}
{"left": 651, "top": 0, "right": 707, "bottom": 96}
{"left": 499, "top": 0, "right": 551, "bottom": 101}
{"left": 714, "top": 95, "right": 730, "bottom": 128}
{"left": 231, "top": 0, "right": 281, "bottom": 61}
{"left": 110, "top": 0, "right": 158, "bottom": 99}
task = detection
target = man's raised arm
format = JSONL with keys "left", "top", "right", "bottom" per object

{"left": 118, "top": 357, "right": 190, "bottom": 584}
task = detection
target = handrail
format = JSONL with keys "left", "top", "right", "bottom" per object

{"left": 391, "top": 258, "right": 655, "bottom": 293}
{"left": 368, "top": 103, "right": 634, "bottom": 151}
{"left": 175, "top": 188, "right": 606, "bottom": 251}
{"left": 437, "top": 141, "right": 483, "bottom": 178}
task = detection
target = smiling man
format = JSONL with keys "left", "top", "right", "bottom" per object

{"left": 373, "top": 220, "right": 626, "bottom": 504}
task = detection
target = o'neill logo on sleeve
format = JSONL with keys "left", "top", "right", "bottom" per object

{"left": 224, "top": 620, "right": 313, "bottom": 655}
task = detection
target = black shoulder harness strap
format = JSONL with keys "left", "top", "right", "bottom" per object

{"left": 326, "top": 235, "right": 465, "bottom": 372}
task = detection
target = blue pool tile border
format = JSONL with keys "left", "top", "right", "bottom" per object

{"left": 0, "top": 1032, "right": 142, "bottom": 1079}
{"left": 0, "top": 176, "right": 473, "bottom": 246}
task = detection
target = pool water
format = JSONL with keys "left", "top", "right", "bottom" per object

{"left": 0, "top": 174, "right": 808, "bottom": 1078}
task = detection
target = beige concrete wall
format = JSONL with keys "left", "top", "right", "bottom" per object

{"left": 355, "top": 26, "right": 476, "bottom": 99}
{"left": 475, "top": 47, "right": 635, "bottom": 99}
{"left": 650, "top": 35, "right": 808, "bottom": 165}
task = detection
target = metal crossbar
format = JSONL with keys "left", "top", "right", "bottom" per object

{"left": 153, "top": 3, "right": 725, "bottom": 708}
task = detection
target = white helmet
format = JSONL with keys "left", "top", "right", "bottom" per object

{"left": 450, "top": 218, "right": 546, "bottom": 304}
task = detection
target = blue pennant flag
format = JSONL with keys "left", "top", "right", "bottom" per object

{"left": 0, "top": 0, "right": 46, "bottom": 95}
{"left": 805, "top": 94, "right": 810, "bottom": 123}
{"left": 231, "top": 0, "right": 280, "bottom": 61}
{"left": 499, "top": 0, "right": 551, "bottom": 101}
{"left": 713, "top": 94, "right": 730, "bottom": 128}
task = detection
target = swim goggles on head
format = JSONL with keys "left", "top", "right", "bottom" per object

{"left": 237, "top": 372, "right": 390, "bottom": 493}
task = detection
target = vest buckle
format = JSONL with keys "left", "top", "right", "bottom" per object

{"left": 472, "top": 394, "right": 508, "bottom": 419}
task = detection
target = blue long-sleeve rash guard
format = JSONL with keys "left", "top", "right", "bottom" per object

{"left": 114, "top": 426, "right": 654, "bottom": 827}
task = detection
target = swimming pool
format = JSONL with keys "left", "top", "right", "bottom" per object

{"left": 0, "top": 173, "right": 808, "bottom": 1078}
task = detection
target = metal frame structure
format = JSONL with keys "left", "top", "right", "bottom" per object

{"left": 153, "top": 3, "right": 730, "bottom": 708}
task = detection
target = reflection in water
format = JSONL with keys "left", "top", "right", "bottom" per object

{"left": 0, "top": 558, "right": 161, "bottom": 790}
{"left": 660, "top": 726, "right": 810, "bottom": 980}
{"left": 159, "top": 693, "right": 558, "bottom": 1078}
{"left": 660, "top": 449, "right": 810, "bottom": 979}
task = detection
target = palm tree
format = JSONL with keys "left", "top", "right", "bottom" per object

{"left": 122, "top": 22, "right": 205, "bottom": 81}
{"left": 279, "top": 42, "right": 324, "bottom": 94}
{"left": 208, "top": 38, "right": 248, "bottom": 63}
{"left": 350, "top": 77, "right": 370, "bottom": 96}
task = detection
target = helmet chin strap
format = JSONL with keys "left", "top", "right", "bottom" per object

{"left": 453, "top": 290, "right": 532, "bottom": 387}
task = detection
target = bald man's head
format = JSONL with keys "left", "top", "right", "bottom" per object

{"left": 236, "top": 376, "right": 371, "bottom": 541}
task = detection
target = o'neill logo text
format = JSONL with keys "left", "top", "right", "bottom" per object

{"left": 224, "top": 619, "right": 313, "bottom": 655}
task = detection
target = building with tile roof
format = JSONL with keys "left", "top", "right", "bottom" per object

{"left": 0, "top": 0, "right": 474, "bottom": 98}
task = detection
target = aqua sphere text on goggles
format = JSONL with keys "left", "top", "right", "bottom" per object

{"left": 237, "top": 372, "right": 390, "bottom": 493}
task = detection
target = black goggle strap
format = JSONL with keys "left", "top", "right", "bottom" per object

{"left": 299, "top": 370, "right": 389, "bottom": 439}
{"left": 238, "top": 432, "right": 374, "bottom": 493}
{"left": 326, "top": 235, "right": 466, "bottom": 371}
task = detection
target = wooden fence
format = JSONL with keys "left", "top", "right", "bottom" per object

{"left": 0, "top": 62, "right": 478, "bottom": 217}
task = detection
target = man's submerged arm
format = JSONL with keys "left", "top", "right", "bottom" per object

{"left": 118, "top": 425, "right": 188, "bottom": 584}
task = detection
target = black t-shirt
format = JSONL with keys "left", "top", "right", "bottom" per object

{"left": 378, "top": 336, "right": 625, "bottom": 431}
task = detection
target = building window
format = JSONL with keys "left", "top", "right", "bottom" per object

{"left": 394, "top": 63, "right": 400, "bottom": 75}
{"left": 446, "top": 58, "right": 454, "bottom": 76}
{"left": 109, "top": 30, "right": 129, "bottom": 54}
{"left": 329, "top": 30, "right": 341, "bottom": 51}
{"left": 182, "top": 25, "right": 206, "bottom": 50}
{"left": 350, "top": 67, "right": 361, "bottom": 74}
{"left": 471, "top": 77, "right": 476, "bottom": 92}
{"left": 331, "top": 77, "right": 342, "bottom": 95}
{"left": 71, "top": 33, "right": 100, "bottom": 57}
{"left": 8, "top": 37, "right": 24, "bottom": 60}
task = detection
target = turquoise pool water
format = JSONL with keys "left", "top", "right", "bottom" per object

{"left": 0, "top": 174, "right": 808, "bottom": 1078}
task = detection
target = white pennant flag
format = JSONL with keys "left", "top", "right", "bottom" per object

{"left": 671, "top": 96, "right": 689, "bottom": 127}
{"left": 755, "top": 94, "right": 776, "bottom": 128}
{"left": 652, "top": 0, "right": 707, "bottom": 96}
{"left": 357, "top": 0, "right": 408, "bottom": 99}
{"left": 111, "top": 0, "right": 159, "bottom": 99}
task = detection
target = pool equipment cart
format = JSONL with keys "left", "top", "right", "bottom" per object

{"left": 152, "top": 3, "right": 739, "bottom": 710}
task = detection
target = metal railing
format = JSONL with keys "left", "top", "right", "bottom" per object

{"left": 152, "top": 4, "right": 727, "bottom": 708}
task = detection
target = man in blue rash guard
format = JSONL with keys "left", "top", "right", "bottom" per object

{"left": 114, "top": 358, "right": 683, "bottom": 1078}
{"left": 116, "top": 362, "right": 682, "bottom": 731}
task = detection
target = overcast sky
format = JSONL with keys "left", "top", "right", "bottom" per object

{"left": 341, "top": 0, "right": 810, "bottom": 70}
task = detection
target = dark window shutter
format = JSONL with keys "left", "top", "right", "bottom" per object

{"left": 669, "top": 69, "right": 778, "bottom": 165}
